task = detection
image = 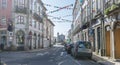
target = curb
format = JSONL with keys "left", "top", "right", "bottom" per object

{"left": 0, "top": 48, "right": 51, "bottom": 53}
{"left": 92, "top": 54, "right": 115, "bottom": 65}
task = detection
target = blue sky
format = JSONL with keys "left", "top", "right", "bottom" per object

{"left": 42, "top": 0, "right": 75, "bottom": 37}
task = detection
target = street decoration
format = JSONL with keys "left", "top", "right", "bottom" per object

{"left": 44, "top": 3, "right": 73, "bottom": 10}
{"left": 47, "top": 4, "right": 73, "bottom": 14}
{"left": 48, "top": 15, "right": 72, "bottom": 22}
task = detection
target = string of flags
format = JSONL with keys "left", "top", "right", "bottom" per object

{"left": 44, "top": 3, "right": 73, "bottom": 10}
{"left": 47, "top": 4, "right": 73, "bottom": 14}
{"left": 48, "top": 15, "right": 72, "bottom": 22}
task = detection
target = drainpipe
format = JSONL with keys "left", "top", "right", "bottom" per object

{"left": 101, "top": 0, "right": 106, "bottom": 56}
{"left": 101, "top": 14, "right": 105, "bottom": 56}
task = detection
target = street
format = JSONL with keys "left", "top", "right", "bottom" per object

{"left": 0, "top": 45, "right": 101, "bottom": 65}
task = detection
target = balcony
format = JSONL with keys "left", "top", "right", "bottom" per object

{"left": 15, "top": 6, "right": 28, "bottom": 14}
{"left": 33, "top": 13, "right": 43, "bottom": 23}
{"left": 104, "top": 1, "right": 120, "bottom": 15}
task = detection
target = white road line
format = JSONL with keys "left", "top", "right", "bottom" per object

{"left": 58, "top": 61, "right": 66, "bottom": 65}
{"left": 60, "top": 52, "right": 64, "bottom": 56}
{"left": 36, "top": 52, "right": 49, "bottom": 56}
{"left": 36, "top": 53, "right": 44, "bottom": 56}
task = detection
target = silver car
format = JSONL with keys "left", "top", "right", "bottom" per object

{"left": 71, "top": 41, "right": 92, "bottom": 59}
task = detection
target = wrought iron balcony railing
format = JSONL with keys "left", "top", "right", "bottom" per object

{"left": 15, "top": 6, "right": 28, "bottom": 14}
{"left": 33, "top": 13, "right": 43, "bottom": 23}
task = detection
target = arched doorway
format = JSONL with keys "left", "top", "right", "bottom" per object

{"left": 34, "top": 33, "right": 37, "bottom": 49}
{"left": 16, "top": 30, "right": 25, "bottom": 50}
{"left": 97, "top": 27, "right": 101, "bottom": 54}
{"left": 93, "top": 29, "right": 96, "bottom": 52}
{"left": 29, "top": 31, "right": 32, "bottom": 49}
{"left": 105, "top": 26, "right": 111, "bottom": 57}
{"left": 0, "top": 36, "right": 7, "bottom": 50}
{"left": 38, "top": 34, "right": 40, "bottom": 48}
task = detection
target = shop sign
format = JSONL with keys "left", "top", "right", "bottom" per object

{"left": 9, "top": 32, "right": 13, "bottom": 36}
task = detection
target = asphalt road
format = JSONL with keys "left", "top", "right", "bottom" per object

{"left": 0, "top": 45, "right": 101, "bottom": 65}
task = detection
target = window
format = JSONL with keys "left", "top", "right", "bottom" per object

{"left": 39, "top": 23, "right": 40, "bottom": 30}
{"left": 17, "top": 0, "right": 25, "bottom": 7}
{"left": 17, "top": 16, "right": 24, "bottom": 24}
{"left": 0, "top": 30, "right": 7, "bottom": 34}
{"left": 34, "top": 21, "right": 36, "bottom": 28}
{"left": 1, "top": 16, "right": 6, "bottom": 25}
{"left": 29, "top": 21, "right": 32, "bottom": 26}
{"left": 1, "top": 0, "right": 7, "bottom": 9}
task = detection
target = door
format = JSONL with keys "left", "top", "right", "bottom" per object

{"left": 114, "top": 28, "right": 120, "bottom": 59}
{"left": 105, "top": 31, "right": 110, "bottom": 56}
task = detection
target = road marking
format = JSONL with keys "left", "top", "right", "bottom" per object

{"left": 36, "top": 53, "right": 44, "bottom": 56}
{"left": 36, "top": 52, "right": 49, "bottom": 56}
{"left": 58, "top": 61, "right": 66, "bottom": 65}
{"left": 60, "top": 52, "right": 64, "bottom": 56}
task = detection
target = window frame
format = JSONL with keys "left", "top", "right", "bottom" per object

{"left": 1, "top": 0, "right": 7, "bottom": 9}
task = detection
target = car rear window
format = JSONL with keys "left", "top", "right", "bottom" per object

{"left": 78, "top": 42, "right": 91, "bottom": 49}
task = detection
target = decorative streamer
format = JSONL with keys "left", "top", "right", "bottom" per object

{"left": 48, "top": 15, "right": 72, "bottom": 22}
{"left": 47, "top": 4, "right": 73, "bottom": 14}
{"left": 44, "top": 3, "right": 73, "bottom": 10}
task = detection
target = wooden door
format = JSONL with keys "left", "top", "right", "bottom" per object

{"left": 105, "top": 31, "right": 110, "bottom": 56}
{"left": 114, "top": 28, "right": 120, "bottom": 59}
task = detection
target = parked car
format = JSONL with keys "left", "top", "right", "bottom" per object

{"left": 71, "top": 41, "right": 92, "bottom": 59}
{"left": 66, "top": 43, "right": 74, "bottom": 54}
{"left": 64, "top": 43, "right": 74, "bottom": 54}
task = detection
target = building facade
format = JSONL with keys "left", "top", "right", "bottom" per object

{"left": 72, "top": 0, "right": 120, "bottom": 60}
{"left": 0, "top": 0, "right": 13, "bottom": 50}
{"left": 72, "top": 0, "right": 82, "bottom": 43}
{"left": 0, "top": 0, "right": 54, "bottom": 51}
{"left": 57, "top": 33, "right": 65, "bottom": 43}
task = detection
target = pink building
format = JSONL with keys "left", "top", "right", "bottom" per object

{"left": 0, "top": 0, "right": 13, "bottom": 50}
